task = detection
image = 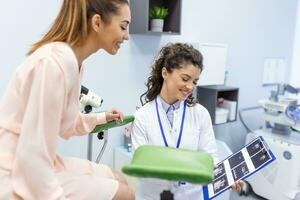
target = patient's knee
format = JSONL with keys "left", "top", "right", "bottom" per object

{"left": 112, "top": 170, "right": 128, "bottom": 185}
{"left": 112, "top": 182, "right": 135, "bottom": 200}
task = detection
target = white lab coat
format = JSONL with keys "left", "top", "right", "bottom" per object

{"left": 131, "top": 99, "right": 219, "bottom": 200}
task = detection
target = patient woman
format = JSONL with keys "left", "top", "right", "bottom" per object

{"left": 131, "top": 43, "right": 242, "bottom": 200}
{"left": 0, "top": 0, "right": 134, "bottom": 199}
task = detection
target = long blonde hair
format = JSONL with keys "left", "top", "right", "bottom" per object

{"left": 27, "top": 0, "right": 128, "bottom": 55}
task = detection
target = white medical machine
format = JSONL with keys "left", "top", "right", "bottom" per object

{"left": 80, "top": 85, "right": 103, "bottom": 113}
{"left": 239, "top": 84, "right": 300, "bottom": 200}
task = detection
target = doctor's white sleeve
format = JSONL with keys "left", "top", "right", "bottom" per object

{"left": 131, "top": 113, "right": 148, "bottom": 151}
{"left": 198, "top": 109, "right": 219, "bottom": 164}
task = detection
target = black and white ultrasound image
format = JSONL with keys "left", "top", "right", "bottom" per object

{"left": 246, "top": 140, "right": 264, "bottom": 156}
{"left": 251, "top": 148, "right": 271, "bottom": 169}
{"left": 231, "top": 162, "right": 249, "bottom": 181}
{"left": 228, "top": 152, "right": 245, "bottom": 168}
{"left": 213, "top": 174, "right": 229, "bottom": 194}
{"left": 214, "top": 163, "right": 226, "bottom": 180}
{"left": 209, "top": 137, "right": 274, "bottom": 197}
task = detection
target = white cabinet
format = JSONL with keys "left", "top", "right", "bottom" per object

{"left": 113, "top": 147, "right": 138, "bottom": 191}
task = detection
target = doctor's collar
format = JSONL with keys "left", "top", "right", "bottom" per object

{"left": 157, "top": 96, "right": 181, "bottom": 113}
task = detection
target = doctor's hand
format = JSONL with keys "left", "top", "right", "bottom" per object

{"left": 230, "top": 180, "right": 244, "bottom": 192}
{"left": 105, "top": 109, "right": 124, "bottom": 122}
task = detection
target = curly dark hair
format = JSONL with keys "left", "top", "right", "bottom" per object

{"left": 140, "top": 43, "right": 203, "bottom": 106}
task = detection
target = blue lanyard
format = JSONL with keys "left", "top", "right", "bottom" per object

{"left": 155, "top": 97, "right": 186, "bottom": 148}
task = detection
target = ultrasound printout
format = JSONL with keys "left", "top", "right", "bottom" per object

{"left": 203, "top": 136, "right": 276, "bottom": 200}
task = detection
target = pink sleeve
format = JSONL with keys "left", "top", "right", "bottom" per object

{"left": 72, "top": 112, "right": 107, "bottom": 135}
{"left": 11, "top": 58, "right": 67, "bottom": 200}
{"left": 60, "top": 111, "right": 107, "bottom": 139}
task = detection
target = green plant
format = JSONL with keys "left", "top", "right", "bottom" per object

{"left": 149, "top": 6, "right": 168, "bottom": 19}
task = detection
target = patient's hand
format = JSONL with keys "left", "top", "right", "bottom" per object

{"left": 105, "top": 108, "right": 124, "bottom": 122}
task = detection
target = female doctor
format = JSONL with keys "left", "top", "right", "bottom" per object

{"left": 131, "top": 43, "right": 242, "bottom": 200}
{"left": 0, "top": 0, "right": 134, "bottom": 199}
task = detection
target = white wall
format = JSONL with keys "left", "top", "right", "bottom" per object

{"left": 291, "top": 0, "right": 300, "bottom": 88}
{"left": 0, "top": 0, "right": 298, "bottom": 167}
{"left": 0, "top": 2, "right": 61, "bottom": 93}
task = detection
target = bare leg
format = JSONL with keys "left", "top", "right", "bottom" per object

{"left": 112, "top": 182, "right": 135, "bottom": 200}
{"left": 112, "top": 170, "right": 128, "bottom": 185}
{"left": 111, "top": 170, "right": 134, "bottom": 200}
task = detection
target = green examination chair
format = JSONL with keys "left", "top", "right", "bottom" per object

{"left": 90, "top": 115, "right": 134, "bottom": 163}
{"left": 122, "top": 145, "right": 214, "bottom": 184}
{"left": 91, "top": 115, "right": 135, "bottom": 133}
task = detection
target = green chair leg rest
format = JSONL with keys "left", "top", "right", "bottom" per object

{"left": 122, "top": 145, "right": 214, "bottom": 184}
{"left": 91, "top": 115, "right": 135, "bottom": 133}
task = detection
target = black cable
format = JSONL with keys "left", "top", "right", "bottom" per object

{"left": 238, "top": 106, "right": 262, "bottom": 133}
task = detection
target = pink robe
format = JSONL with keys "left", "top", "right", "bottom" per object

{"left": 0, "top": 42, "right": 118, "bottom": 200}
